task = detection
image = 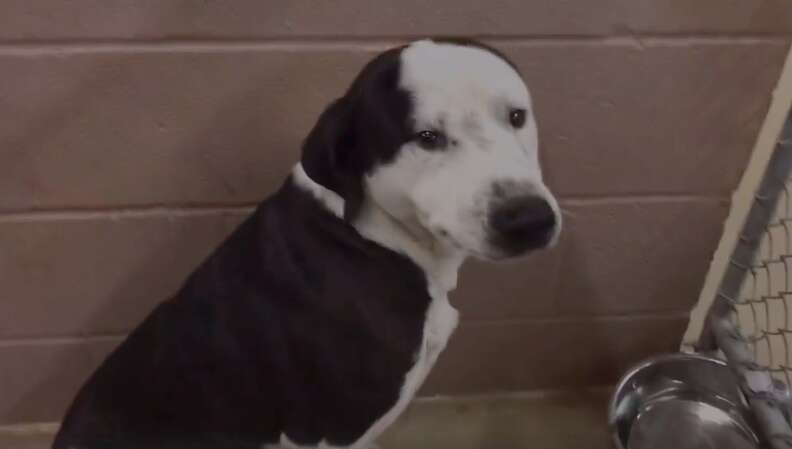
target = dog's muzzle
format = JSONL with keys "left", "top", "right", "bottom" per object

{"left": 487, "top": 194, "right": 557, "bottom": 257}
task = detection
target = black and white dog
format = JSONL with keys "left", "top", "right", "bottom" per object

{"left": 53, "top": 39, "right": 561, "bottom": 449}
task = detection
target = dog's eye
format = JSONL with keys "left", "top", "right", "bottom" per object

{"left": 415, "top": 130, "right": 447, "bottom": 150}
{"left": 509, "top": 108, "right": 527, "bottom": 129}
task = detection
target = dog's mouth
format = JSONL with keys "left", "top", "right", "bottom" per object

{"left": 425, "top": 224, "right": 525, "bottom": 262}
{"left": 477, "top": 224, "right": 561, "bottom": 261}
{"left": 416, "top": 207, "right": 559, "bottom": 261}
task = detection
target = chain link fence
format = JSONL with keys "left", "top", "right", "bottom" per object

{"left": 697, "top": 112, "right": 792, "bottom": 449}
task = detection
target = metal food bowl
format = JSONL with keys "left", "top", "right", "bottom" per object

{"left": 609, "top": 353, "right": 760, "bottom": 449}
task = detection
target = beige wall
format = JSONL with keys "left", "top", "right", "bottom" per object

{"left": 0, "top": 1, "right": 790, "bottom": 425}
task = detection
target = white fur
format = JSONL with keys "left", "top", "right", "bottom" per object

{"left": 366, "top": 40, "right": 561, "bottom": 260}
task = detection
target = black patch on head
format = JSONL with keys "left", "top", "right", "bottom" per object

{"left": 428, "top": 37, "right": 522, "bottom": 75}
{"left": 301, "top": 46, "right": 414, "bottom": 221}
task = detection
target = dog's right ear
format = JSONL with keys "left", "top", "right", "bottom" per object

{"left": 300, "top": 97, "right": 365, "bottom": 221}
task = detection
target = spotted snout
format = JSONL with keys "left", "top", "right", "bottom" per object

{"left": 486, "top": 184, "right": 560, "bottom": 258}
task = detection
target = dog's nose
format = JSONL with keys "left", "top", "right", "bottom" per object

{"left": 489, "top": 195, "right": 556, "bottom": 244}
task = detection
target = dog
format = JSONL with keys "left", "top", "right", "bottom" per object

{"left": 52, "top": 38, "right": 561, "bottom": 449}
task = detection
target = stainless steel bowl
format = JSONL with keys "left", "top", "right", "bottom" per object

{"left": 609, "top": 353, "right": 760, "bottom": 449}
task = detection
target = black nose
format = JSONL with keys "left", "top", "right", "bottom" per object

{"left": 489, "top": 196, "right": 556, "bottom": 247}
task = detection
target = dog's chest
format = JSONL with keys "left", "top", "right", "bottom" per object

{"left": 273, "top": 290, "right": 459, "bottom": 449}
{"left": 346, "top": 288, "right": 458, "bottom": 448}
{"left": 401, "top": 287, "right": 459, "bottom": 401}
{"left": 421, "top": 291, "right": 459, "bottom": 363}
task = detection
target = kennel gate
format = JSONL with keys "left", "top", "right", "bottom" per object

{"left": 696, "top": 111, "right": 792, "bottom": 449}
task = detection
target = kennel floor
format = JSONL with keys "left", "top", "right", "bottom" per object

{"left": 0, "top": 388, "right": 611, "bottom": 449}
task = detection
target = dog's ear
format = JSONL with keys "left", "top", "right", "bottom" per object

{"left": 300, "top": 96, "right": 365, "bottom": 221}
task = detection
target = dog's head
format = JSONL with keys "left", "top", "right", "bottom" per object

{"left": 301, "top": 39, "right": 560, "bottom": 260}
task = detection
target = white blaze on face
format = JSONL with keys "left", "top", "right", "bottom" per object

{"left": 365, "top": 40, "right": 560, "bottom": 259}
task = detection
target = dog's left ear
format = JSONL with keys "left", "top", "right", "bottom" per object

{"left": 301, "top": 46, "right": 407, "bottom": 222}
{"left": 300, "top": 96, "right": 365, "bottom": 221}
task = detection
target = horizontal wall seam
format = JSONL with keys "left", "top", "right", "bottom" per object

{"left": 0, "top": 35, "right": 788, "bottom": 55}
{"left": 0, "top": 195, "right": 729, "bottom": 222}
{"left": 0, "top": 205, "right": 256, "bottom": 222}
{"left": 0, "top": 334, "right": 125, "bottom": 347}
{"left": 461, "top": 311, "right": 691, "bottom": 327}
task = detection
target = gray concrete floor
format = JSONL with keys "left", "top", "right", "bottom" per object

{"left": 0, "top": 389, "right": 612, "bottom": 449}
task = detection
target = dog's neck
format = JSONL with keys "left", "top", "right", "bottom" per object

{"left": 292, "top": 163, "right": 464, "bottom": 296}
{"left": 354, "top": 199, "right": 465, "bottom": 296}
